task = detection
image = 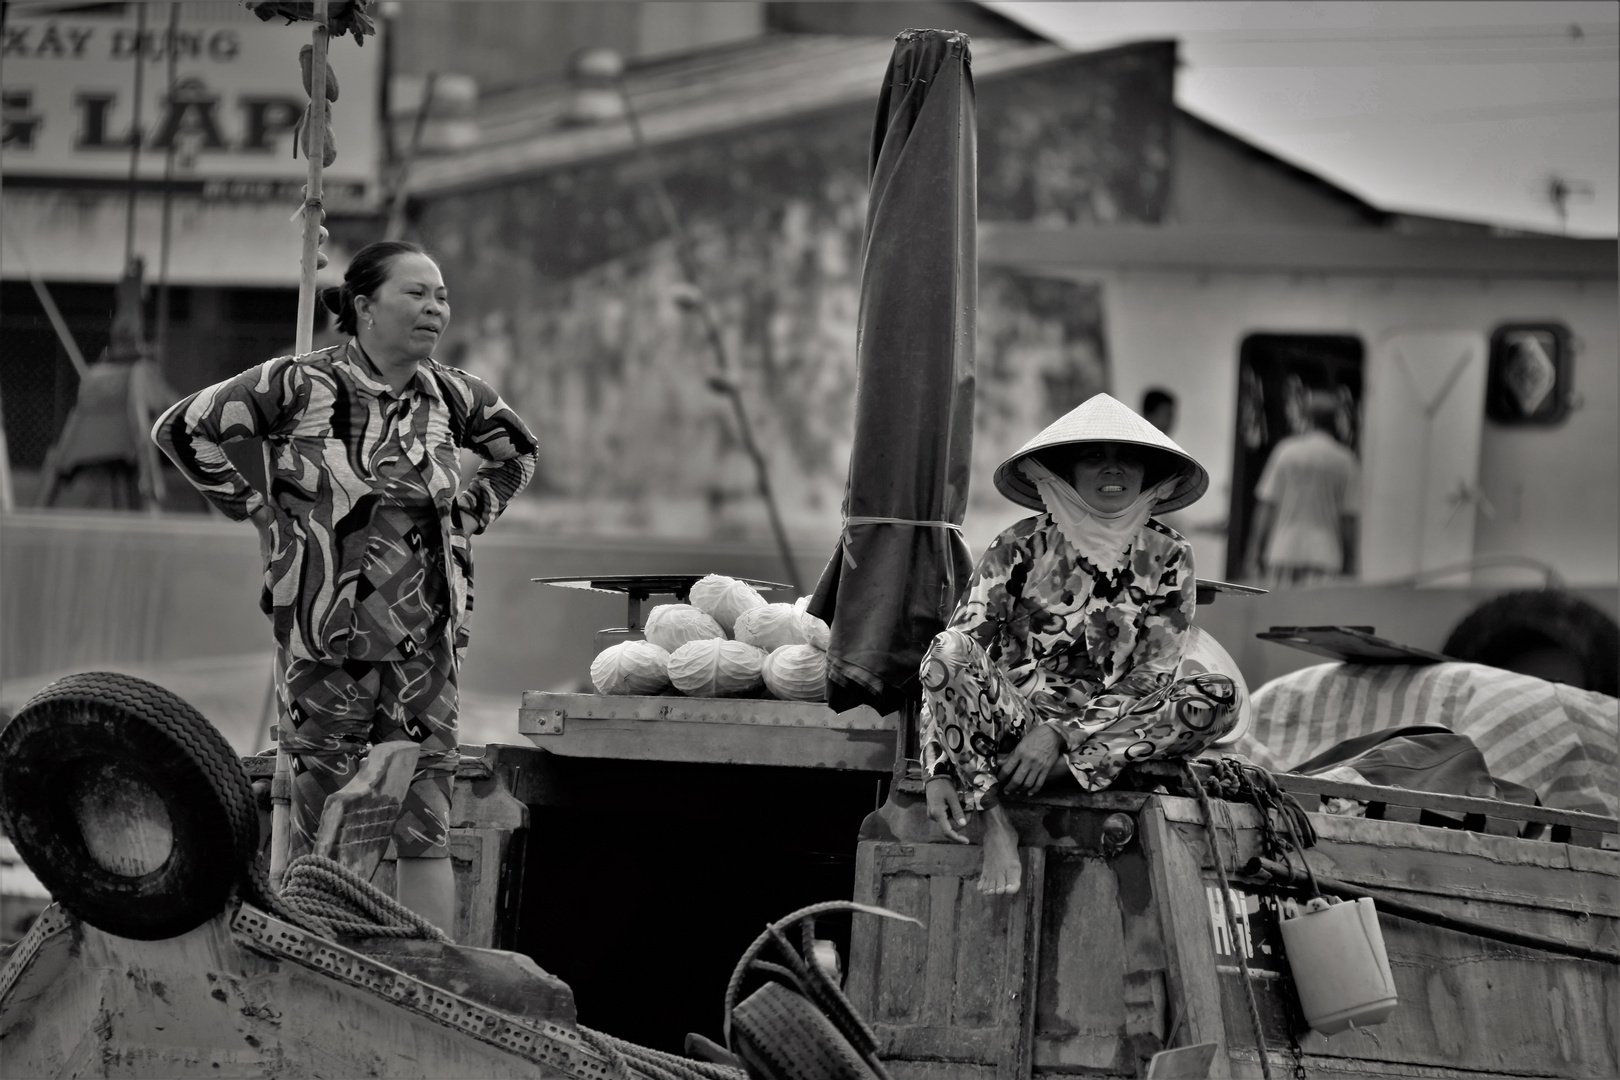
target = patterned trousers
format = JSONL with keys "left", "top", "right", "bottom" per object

{"left": 277, "top": 639, "right": 460, "bottom": 860}
{"left": 919, "top": 629, "right": 1237, "bottom": 810}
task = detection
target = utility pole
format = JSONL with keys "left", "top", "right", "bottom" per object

{"left": 1545, "top": 174, "right": 1594, "bottom": 235}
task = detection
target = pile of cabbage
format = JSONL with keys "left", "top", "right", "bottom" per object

{"left": 589, "top": 574, "right": 830, "bottom": 701}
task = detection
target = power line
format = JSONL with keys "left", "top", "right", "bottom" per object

{"left": 1283, "top": 97, "right": 1619, "bottom": 134}
{"left": 1179, "top": 24, "right": 1618, "bottom": 46}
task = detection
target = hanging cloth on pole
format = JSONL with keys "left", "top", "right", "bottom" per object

{"left": 808, "top": 29, "right": 978, "bottom": 715}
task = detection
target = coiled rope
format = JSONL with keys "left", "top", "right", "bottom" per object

{"left": 242, "top": 857, "right": 741, "bottom": 1079}
{"left": 577, "top": 1027, "right": 746, "bottom": 1080}
{"left": 276, "top": 854, "right": 450, "bottom": 941}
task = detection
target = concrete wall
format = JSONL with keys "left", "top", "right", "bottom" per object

{"left": 417, "top": 44, "right": 1177, "bottom": 545}
{"left": 388, "top": 2, "right": 766, "bottom": 97}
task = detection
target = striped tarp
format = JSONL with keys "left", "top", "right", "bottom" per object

{"left": 1233, "top": 662, "right": 1618, "bottom": 817}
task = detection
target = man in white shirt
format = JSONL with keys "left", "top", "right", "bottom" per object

{"left": 1244, "top": 393, "right": 1360, "bottom": 586}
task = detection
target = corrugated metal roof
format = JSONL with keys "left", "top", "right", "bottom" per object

{"left": 405, "top": 33, "right": 1069, "bottom": 196}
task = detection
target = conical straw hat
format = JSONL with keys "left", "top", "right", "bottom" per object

{"left": 993, "top": 393, "right": 1209, "bottom": 514}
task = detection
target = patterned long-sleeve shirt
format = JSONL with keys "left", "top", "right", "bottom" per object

{"left": 152, "top": 342, "right": 538, "bottom": 662}
{"left": 923, "top": 513, "right": 1196, "bottom": 762}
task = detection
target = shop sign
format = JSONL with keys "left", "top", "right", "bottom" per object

{"left": 1, "top": 6, "right": 379, "bottom": 206}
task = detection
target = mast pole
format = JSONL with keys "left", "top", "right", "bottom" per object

{"left": 123, "top": 2, "right": 147, "bottom": 270}
{"left": 294, "top": 0, "right": 330, "bottom": 355}
{"left": 273, "top": 0, "right": 331, "bottom": 892}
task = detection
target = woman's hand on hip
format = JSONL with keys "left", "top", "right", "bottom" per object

{"left": 925, "top": 777, "right": 970, "bottom": 844}
{"left": 997, "top": 723, "right": 1065, "bottom": 796}
{"left": 249, "top": 504, "right": 274, "bottom": 565}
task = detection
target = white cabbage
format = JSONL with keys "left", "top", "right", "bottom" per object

{"left": 734, "top": 604, "right": 808, "bottom": 651}
{"left": 643, "top": 604, "right": 726, "bottom": 652}
{"left": 688, "top": 574, "right": 767, "bottom": 635}
{"left": 762, "top": 644, "right": 828, "bottom": 702}
{"left": 590, "top": 641, "right": 672, "bottom": 696}
{"left": 667, "top": 639, "right": 767, "bottom": 697}
{"left": 793, "top": 595, "right": 831, "bottom": 651}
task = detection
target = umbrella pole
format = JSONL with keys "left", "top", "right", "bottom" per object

{"left": 293, "top": 0, "right": 330, "bottom": 355}
{"left": 273, "top": 0, "right": 329, "bottom": 890}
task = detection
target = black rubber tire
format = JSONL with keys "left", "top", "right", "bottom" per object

{"left": 730, "top": 980, "right": 877, "bottom": 1080}
{"left": 0, "top": 672, "right": 259, "bottom": 940}
{"left": 1442, "top": 590, "right": 1618, "bottom": 696}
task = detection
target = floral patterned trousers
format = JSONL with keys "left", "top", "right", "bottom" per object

{"left": 919, "top": 628, "right": 1238, "bottom": 809}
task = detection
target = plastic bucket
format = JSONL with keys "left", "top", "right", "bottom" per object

{"left": 1278, "top": 897, "right": 1398, "bottom": 1035}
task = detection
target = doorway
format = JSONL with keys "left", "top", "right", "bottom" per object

{"left": 1224, "top": 333, "right": 1365, "bottom": 581}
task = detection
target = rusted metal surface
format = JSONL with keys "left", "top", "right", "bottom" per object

{"left": 0, "top": 902, "right": 72, "bottom": 1007}
{"left": 230, "top": 903, "right": 607, "bottom": 1076}
{"left": 1, "top": 905, "right": 594, "bottom": 1078}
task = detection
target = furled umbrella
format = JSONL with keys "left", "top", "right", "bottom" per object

{"left": 808, "top": 29, "right": 977, "bottom": 716}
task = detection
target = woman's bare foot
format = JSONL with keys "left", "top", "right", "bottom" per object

{"left": 978, "top": 803, "right": 1022, "bottom": 895}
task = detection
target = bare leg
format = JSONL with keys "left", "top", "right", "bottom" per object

{"left": 978, "top": 803, "right": 1022, "bottom": 895}
{"left": 397, "top": 855, "right": 455, "bottom": 937}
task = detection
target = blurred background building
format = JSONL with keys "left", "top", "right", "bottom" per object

{"left": 3, "top": 1, "right": 1616, "bottom": 745}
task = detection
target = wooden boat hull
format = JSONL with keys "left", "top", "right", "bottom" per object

{"left": 846, "top": 790, "right": 1619, "bottom": 1078}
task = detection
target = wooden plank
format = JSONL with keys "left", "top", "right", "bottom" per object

{"left": 1117, "top": 844, "right": 1173, "bottom": 1072}
{"left": 520, "top": 690, "right": 895, "bottom": 729}
{"left": 923, "top": 872, "right": 960, "bottom": 1028}
{"left": 1012, "top": 848, "right": 1044, "bottom": 1080}
{"left": 519, "top": 691, "right": 897, "bottom": 770}
{"left": 1140, "top": 802, "right": 1232, "bottom": 1079}
{"left": 843, "top": 841, "right": 1043, "bottom": 1077}
{"left": 448, "top": 829, "right": 503, "bottom": 949}
{"left": 371, "top": 827, "right": 513, "bottom": 949}
{"left": 847, "top": 841, "right": 884, "bottom": 1018}
{"left": 1155, "top": 812, "right": 1620, "bottom": 1076}
{"left": 1308, "top": 815, "right": 1620, "bottom": 919}
{"left": 1276, "top": 774, "right": 1619, "bottom": 834}
{"left": 1157, "top": 798, "right": 1620, "bottom": 920}
{"left": 1162, "top": 818, "right": 1620, "bottom": 949}
{"left": 1288, "top": 912, "right": 1619, "bottom": 1075}
{"left": 1033, "top": 855, "right": 1129, "bottom": 1072}
{"left": 519, "top": 715, "right": 895, "bottom": 770}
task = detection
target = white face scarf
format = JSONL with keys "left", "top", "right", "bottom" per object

{"left": 1020, "top": 457, "right": 1180, "bottom": 574}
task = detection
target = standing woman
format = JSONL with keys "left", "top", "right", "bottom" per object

{"left": 919, "top": 394, "right": 1237, "bottom": 895}
{"left": 153, "top": 241, "right": 538, "bottom": 933}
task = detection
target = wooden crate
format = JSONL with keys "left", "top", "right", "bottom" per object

{"left": 845, "top": 792, "right": 1620, "bottom": 1078}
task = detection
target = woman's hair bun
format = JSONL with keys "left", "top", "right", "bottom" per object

{"left": 331, "top": 239, "right": 430, "bottom": 336}
{"left": 319, "top": 285, "right": 345, "bottom": 316}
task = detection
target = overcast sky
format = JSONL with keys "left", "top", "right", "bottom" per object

{"left": 989, "top": 1, "right": 1619, "bottom": 237}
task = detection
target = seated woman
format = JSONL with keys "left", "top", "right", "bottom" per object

{"left": 921, "top": 393, "right": 1238, "bottom": 894}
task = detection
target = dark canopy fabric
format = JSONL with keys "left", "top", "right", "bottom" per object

{"left": 808, "top": 30, "right": 977, "bottom": 715}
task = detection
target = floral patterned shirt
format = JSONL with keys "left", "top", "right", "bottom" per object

{"left": 923, "top": 513, "right": 1196, "bottom": 765}
{"left": 152, "top": 341, "right": 537, "bottom": 663}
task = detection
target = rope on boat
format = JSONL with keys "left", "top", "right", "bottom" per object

{"left": 1185, "top": 762, "right": 1277, "bottom": 1080}
{"left": 241, "top": 857, "right": 743, "bottom": 1077}
{"left": 275, "top": 854, "right": 450, "bottom": 941}
{"left": 577, "top": 1027, "right": 746, "bottom": 1080}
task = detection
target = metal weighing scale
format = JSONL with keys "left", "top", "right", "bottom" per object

{"left": 531, "top": 574, "right": 795, "bottom": 654}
